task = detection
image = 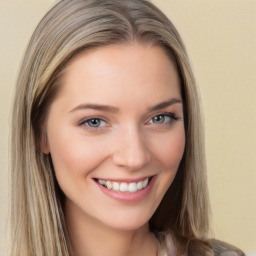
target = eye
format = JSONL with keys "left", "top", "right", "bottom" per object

{"left": 86, "top": 118, "right": 103, "bottom": 127}
{"left": 148, "top": 113, "right": 177, "bottom": 125}
{"left": 152, "top": 114, "right": 166, "bottom": 124}
{"left": 79, "top": 118, "right": 108, "bottom": 128}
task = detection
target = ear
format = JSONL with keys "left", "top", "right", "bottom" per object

{"left": 40, "top": 128, "right": 50, "bottom": 154}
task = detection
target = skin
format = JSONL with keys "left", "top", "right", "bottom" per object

{"left": 42, "top": 44, "right": 185, "bottom": 256}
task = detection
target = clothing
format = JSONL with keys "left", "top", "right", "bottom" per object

{"left": 155, "top": 231, "right": 187, "bottom": 256}
{"left": 154, "top": 231, "right": 242, "bottom": 256}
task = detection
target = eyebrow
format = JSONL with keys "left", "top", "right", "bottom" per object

{"left": 69, "top": 98, "right": 182, "bottom": 113}
{"left": 70, "top": 103, "right": 118, "bottom": 113}
{"left": 148, "top": 98, "right": 182, "bottom": 112}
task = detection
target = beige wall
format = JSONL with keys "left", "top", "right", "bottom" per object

{"left": 0, "top": 0, "right": 255, "bottom": 254}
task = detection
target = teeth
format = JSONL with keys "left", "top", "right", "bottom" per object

{"left": 120, "top": 183, "right": 128, "bottom": 192}
{"left": 137, "top": 181, "right": 143, "bottom": 190}
{"left": 106, "top": 181, "right": 112, "bottom": 189}
{"left": 112, "top": 182, "right": 119, "bottom": 191}
{"left": 110, "top": 181, "right": 119, "bottom": 191}
{"left": 142, "top": 178, "right": 149, "bottom": 188}
{"left": 98, "top": 178, "right": 150, "bottom": 192}
{"left": 128, "top": 182, "right": 137, "bottom": 192}
{"left": 99, "top": 179, "right": 105, "bottom": 185}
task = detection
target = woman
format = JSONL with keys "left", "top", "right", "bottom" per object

{"left": 9, "top": 0, "right": 245, "bottom": 255}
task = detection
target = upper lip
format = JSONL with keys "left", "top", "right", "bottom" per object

{"left": 93, "top": 176, "right": 153, "bottom": 183}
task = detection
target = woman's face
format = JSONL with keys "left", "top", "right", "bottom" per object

{"left": 43, "top": 44, "right": 185, "bottom": 231}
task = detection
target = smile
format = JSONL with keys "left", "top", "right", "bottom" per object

{"left": 96, "top": 177, "right": 150, "bottom": 193}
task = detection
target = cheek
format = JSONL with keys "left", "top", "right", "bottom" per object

{"left": 47, "top": 126, "right": 109, "bottom": 181}
{"left": 148, "top": 127, "right": 185, "bottom": 210}
{"left": 150, "top": 128, "right": 185, "bottom": 170}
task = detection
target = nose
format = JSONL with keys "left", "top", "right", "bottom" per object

{"left": 112, "top": 126, "right": 151, "bottom": 170}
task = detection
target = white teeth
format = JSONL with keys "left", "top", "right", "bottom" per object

{"left": 98, "top": 177, "right": 150, "bottom": 192}
{"left": 128, "top": 182, "right": 137, "bottom": 192}
{"left": 136, "top": 181, "right": 143, "bottom": 190}
{"left": 112, "top": 182, "right": 119, "bottom": 191}
{"left": 106, "top": 181, "right": 112, "bottom": 189}
{"left": 120, "top": 183, "right": 128, "bottom": 192}
{"left": 99, "top": 179, "right": 105, "bottom": 185}
{"left": 142, "top": 178, "right": 149, "bottom": 188}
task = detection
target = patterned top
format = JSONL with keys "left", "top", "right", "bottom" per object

{"left": 154, "top": 232, "right": 242, "bottom": 256}
{"left": 154, "top": 231, "right": 187, "bottom": 256}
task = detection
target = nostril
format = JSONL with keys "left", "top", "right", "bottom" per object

{"left": 111, "top": 128, "right": 151, "bottom": 169}
{"left": 112, "top": 148, "right": 151, "bottom": 169}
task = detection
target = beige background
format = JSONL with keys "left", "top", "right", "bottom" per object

{"left": 0, "top": 0, "right": 255, "bottom": 255}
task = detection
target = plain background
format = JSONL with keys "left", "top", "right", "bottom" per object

{"left": 0, "top": 0, "right": 255, "bottom": 255}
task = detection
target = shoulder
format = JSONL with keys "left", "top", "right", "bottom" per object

{"left": 187, "top": 237, "right": 245, "bottom": 256}
{"left": 207, "top": 239, "right": 246, "bottom": 256}
{"left": 154, "top": 231, "right": 245, "bottom": 256}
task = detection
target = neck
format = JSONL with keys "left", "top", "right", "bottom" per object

{"left": 65, "top": 202, "right": 158, "bottom": 256}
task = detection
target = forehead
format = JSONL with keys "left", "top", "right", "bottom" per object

{"left": 56, "top": 44, "right": 181, "bottom": 110}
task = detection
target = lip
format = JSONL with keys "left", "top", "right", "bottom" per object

{"left": 95, "top": 175, "right": 156, "bottom": 203}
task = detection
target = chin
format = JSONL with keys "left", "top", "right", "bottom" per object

{"left": 104, "top": 218, "right": 149, "bottom": 232}
{"left": 96, "top": 207, "right": 156, "bottom": 232}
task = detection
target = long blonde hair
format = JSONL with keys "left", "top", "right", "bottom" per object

{"left": 9, "top": 0, "right": 213, "bottom": 255}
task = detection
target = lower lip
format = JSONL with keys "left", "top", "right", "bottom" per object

{"left": 95, "top": 176, "right": 156, "bottom": 203}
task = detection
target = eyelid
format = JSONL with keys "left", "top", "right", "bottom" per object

{"left": 77, "top": 111, "right": 180, "bottom": 131}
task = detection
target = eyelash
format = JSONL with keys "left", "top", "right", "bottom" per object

{"left": 146, "top": 112, "right": 178, "bottom": 126}
{"left": 78, "top": 112, "right": 178, "bottom": 130}
{"left": 78, "top": 116, "right": 109, "bottom": 130}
